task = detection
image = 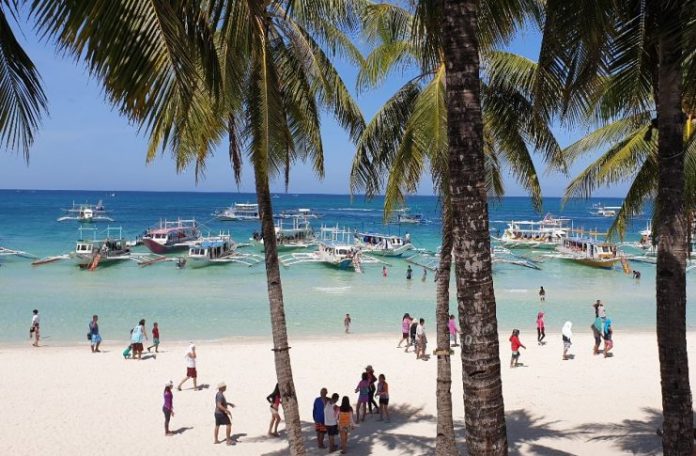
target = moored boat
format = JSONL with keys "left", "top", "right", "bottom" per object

{"left": 142, "top": 219, "right": 201, "bottom": 254}
{"left": 57, "top": 201, "right": 114, "bottom": 223}
{"left": 278, "top": 208, "right": 320, "bottom": 219}
{"left": 497, "top": 214, "right": 568, "bottom": 249}
{"left": 591, "top": 204, "right": 622, "bottom": 217}
{"left": 70, "top": 227, "right": 131, "bottom": 269}
{"left": 555, "top": 236, "right": 621, "bottom": 269}
{"left": 214, "top": 203, "right": 260, "bottom": 221}
{"left": 252, "top": 216, "right": 315, "bottom": 250}
{"left": 187, "top": 234, "right": 238, "bottom": 268}
{"left": 354, "top": 231, "right": 414, "bottom": 257}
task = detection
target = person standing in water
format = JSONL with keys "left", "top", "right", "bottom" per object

{"left": 30, "top": 309, "right": 40, "bottom": 347}
{"left": 344, "top": 314, "right": 352, "bottom": 334}
{"left": 539, "top": 286, "right": 546, "bottom": 302}
{"left": 421, "top": 268, "right": 427, "bottom": 282}
{"left": 406, "top": 265, "right": 413, "bottom": 280}
{"left": 536, "top": 311, "right": 546, "bottom": 345}
{"left": 89, "top": 315, "right": 102, "bottom": 353}
{"left": 382, "top": 265, "right": 388, "bottom": 277}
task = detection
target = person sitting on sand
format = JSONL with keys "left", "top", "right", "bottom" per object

{"left": 537, "top": 311, "right": 546, "bottom": 345}
{"left": 214, "top": 382, "right": 233, "bottom": 445}
{"left": 603, "top": 318, "right": 614, "bottom": 357}
{"left": 338, "top": 396, "right": 356, "bottom": 454}
{"left": 562, "top": 321, "right": 573, "bottom": 360}
{"left": 130, "top": 319, "right": 148, "bottom": 360}
{"left": 163, "top": 381, "right": 175, "bottom": 436}
{"left": 398, "top": 313, "right": 411, "bottom": 349}
{"left": 448, "top": 314, "right": 461, "bottom": 347}
{"left": 177, "top": 344, "right": 198, "bottom": 391}
{"left": 509, "top": 329, "right": 526, "bottom": 367}
{"left": 355, "top": 372, "right": 370, "bottom": 422}
{"left": 147, "top": 322, "right": 160, "bottom": 353}
{"left": 266, "top": 383, "right": 282, "bottom": 437}
{"left": 89, "top": 314, "right": 102, "bottom": 353}
{"left": 312, "top": 388, "right": 328, "bottom": 449}
{"left": 324, "top": 393, "right": 340, "bottom": 452}
{"left": 376, "top": 374, "right": 390, "bottom": 422}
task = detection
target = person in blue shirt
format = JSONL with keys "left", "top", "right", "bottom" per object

{"left": 313, "top": 388, "right": 328, "bottom": 448}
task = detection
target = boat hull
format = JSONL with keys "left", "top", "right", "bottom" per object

{"left": 499, "top": 241, "right": 559, "bottom": 250}
{"left": 562, "top": 257, "right": 618, "bottom": 269}
{"left": 70, "top": 253, "right": 130, "bottom": 268}
{"left": 361, "top": 245, "right": 413, "bottom": 257}
{"left": 142, "top": 239, "right": 190, "bottom": 254}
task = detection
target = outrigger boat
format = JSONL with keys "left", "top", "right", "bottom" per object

{"left": 278, "top": 208, "right": 320, "bottom": 219}
{"left": 552, "top": 235, "right": 622, "bottom": 269}
{"left": 57, "top": 201, "right": 114, "bottom": 223}
{"left": 396, "top": 208, "right": 428, "bottom": 224}
{"left": 142, "top": 219, "right": 201, "bottom": 254}
{"left": 185, "top": 233, "right": 262, "bottom": 268}
{"left": 591, "top": 204, "right": 622, "bottom": 217}
{"left": 496, "top": 214, "right": 569, "bottom": 250}
{"left": 0, "top": 246, "right": 36, "bottom": 260}
{"left": 214, "top": 203, "right": 260, "bottom": 221}
{"left": 354, "top": 231, "right": 414, "bottom": 257}
{"left": 406, "top": 246, "right": 541, "bottom": 272}
{"left": 280, "top": 226, "right": 382, "bottom": 272}
{"left": 252, "top": 216, "right": 315, "bottom": 251}
{"left": 70, "top": 227, "right": 131, "bottom": 270}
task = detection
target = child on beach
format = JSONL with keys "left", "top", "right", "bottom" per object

{"left": 122, "top": 344, "right": 132, "bottom": 359}
{"left": 147, "top": 322, "right": 160, "bottom": 353}
{"left": 344, "top": 314, "right": 351, "bottom": 334}
{"left": 89, "top": 314, "right": 102, "bottom": 353}
{"left": 398, "top": 313, "right": 411, "bottom": 349}
{"left": 509, "top": 329, "right": 526, "bottom": 367}
{"left": 603, "top": 319, "right": 613, "bottom": 357}
{"left": 539, "top": 286, "right": 546, "bottom": 302}
{"left": 536, "top": 312, "right": 546, "bottom": 345}
{"left": 355, "top": 373, "right": 370, "bottom": 422}
{"left": 562, "top": 321, "right": 573, "bottom": 360}
{"left": 376, "top": 374, "right": 390, "bottom": 422}
{"left": 448, "top": 315, "right": 460, "bottom": 347}
{"left": 266, "top": 383, "right": 282, "bottom": 437}
{"left": 163, "top": 381, "right": 175, "bottom": 436}
{"left": 338, "top": 396, "right": 356, "bottom": 454}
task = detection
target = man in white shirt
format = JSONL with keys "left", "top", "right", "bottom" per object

{"left": 416, "top": 318, "right": 426, "bottom": 360}
{"left": 177, "top": 344, "right": 198, "bottom": 391}
{"left": 323, "top": 393, "right": 339, "bottom": 452}
{"left": 30, "top": 309, "right": 40, "bottom": 347}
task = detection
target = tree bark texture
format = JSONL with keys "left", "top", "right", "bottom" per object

{"left": 655, "top": 4, "right": 693, "bottom": 455}
{"left": 442, "top": 0, "right": 508, "bottom": 454}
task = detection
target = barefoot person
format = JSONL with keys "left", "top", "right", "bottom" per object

{"left": 344, "top": 314, "right": 352, "bottom": 334}
{"left": 30, "top": 309, "right": 40, "bottom": 347}
{"left": 130, "top": 319, "right": 148, "bottom": 360}
{"left": 177, "top": 344, "right": 198, "bottom": 391}
{"left": 376, "top": 374, "right": 390, "bottom": 422}
{"left": 163, "top": 381, "right": 175, "bottom": 436}
{"left": 536, "top": 311, "right": 546, "bottom": 345}
{"left": 509, "top": 329, "right": 526, "bottom": 367}
{"left": 89, "top": 315, "right": 102, "bottom": 353}
{"left": 603, "top": 318, "right": 614, "bottom": 357}
{"left": 415, "top": 318, "right": 427, "bottom": 360}
{"left": 539, "top": 286, "right": 546, "bottom": 302}
{"left": 266, "top": 383, "right": 282, "bottom": 437}
{"left": 354, "top": 372, "right": 370, "bottom": 422}
{"left": 312, "top": 388, "right": 328, "bottom": 449}
{"left": 147, "top": 322, "right": 160, "bottom": 353}
{"left": 214, "top": 382, "right": 233, "bottom": 445}
{"left": 324, "top": 393, "right": 340, "bottom": 452}
{"left": 338, "top": 396, "right": 356, "bottom": 454}
{"left": 398, "top": 313, "right": 412, "bottom": 349}
{"left": 562, "top": 321, "right": 573, "bottom": 360}
{"left": 448, "top": 314, "right": 461, "bottom": 347}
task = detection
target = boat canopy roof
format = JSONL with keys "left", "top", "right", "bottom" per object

{"left": 358, "top": 232, "right": 405, "bottom": 240}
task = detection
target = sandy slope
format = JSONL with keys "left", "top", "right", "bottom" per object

{"left": 0, "top": 331, "right": 692, "bottom": 455}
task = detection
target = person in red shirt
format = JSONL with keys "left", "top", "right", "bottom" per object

{"left": 147, "top": 322, "right": 160, "bottom": 353}
{"left": 509, "top": 329, "right": 526, "bottom": 368}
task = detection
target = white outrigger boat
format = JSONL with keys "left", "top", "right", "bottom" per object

{"left": 71, "top": 227, "right": 131, "bottom": 269}
{"left": 496, "top": 214, "right": 569, "bottom": 249}
{"left": 214, "top": 203, "right": 260, "bottom": 221}
{"left": 252, "top": 216, "right": 315, "bottom": 251}
{"left": 57, "top": 201, "right": 114, "bottom": 223}
{"left": 185, "top": 233, "right": 262, "bottom": 268}
{"left": 280, "top": 226, "right": 382, "bottom": 272}
{"left": 591, "top": 204, "right": 622, "bottom": 217}
{"left": 0, "top": 246, "right": 36, "bottom": 260}
{"left": 406, "top": 246, "right": 541, "bottom": 271}
{"left": 550, "top": 235, "right": 622, "bottom": 269}
{"left": 396, "top": 209, "right": 428, "bottom": 224}
{"left": 278, "top": 208, "right": 320, "bottom": 219}
{"left": 354, "top": 231, "right": 414, "bottom": 257}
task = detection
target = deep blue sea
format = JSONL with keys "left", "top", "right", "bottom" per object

{"left": 0, "top": 190, "right": 691, "bottom": 343}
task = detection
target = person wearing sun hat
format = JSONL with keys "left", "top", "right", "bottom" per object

{"left": 214, "top": 382, "right": 233, "bottom": 445}
{"left": 177, "top": 343, "right": 197, "bottom": 391}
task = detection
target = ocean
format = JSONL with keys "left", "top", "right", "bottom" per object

{"left": 0, "top": 190, "right": 690, "bottom": 343}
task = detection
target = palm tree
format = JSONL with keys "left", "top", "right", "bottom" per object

{"left": 0, "top": 1, "right": 47, "bottom": 159}
{"left": 352, "top": 2, "right": 558, "bottom": 453}
{"left": 31, "top": 2, "right": 365, "bottom": 453}
{"left": 535, "top": 1, "right": 695, "bottom": 452}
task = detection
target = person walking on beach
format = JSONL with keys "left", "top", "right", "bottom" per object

{"left": 130, "top": 319, "right": 148, "bottom": 360}
{"left": 591, "top": 301, "right": 605, "bottom": 355}
{"left": 147, "top": 322, "right": 160, "bottom": 353}
{"left": 177, "top": 344, "right": 198, "bottom": 391}
{"left": 603, "top": 318, "right": 614, "bottom": 357}
{"left": 398, "top": 313, "right": 411, "bottom": 349}
{"left": 89, "top": 315, "right": 102, "bottom": 353}
{"left": 312, "top": 388, "right": 328, "bottom": 449}
{"left": 409, "top": 318, "right": 418, "bottom": 352}
{"left": 562, "top": 321, "right": 573, "bottom": 360}
{"left": 539, "top": 286, "right": 546, "bottom": 302}
{"left": 344, "top": 314, "right": 352, "bottom": 334}
{"left": 338, "top": 396, "right": 356, "bottom": 454}
{"left": 365, "top": 365, "right": 378, "bottom": 414}
{"left": 509, "top": 329, "right": 526, "bottom": 367}
{"left": 266, "top": 383, "right": 282, "bottom": 437}
{"left": 406, "top": 265, "right": 413, "bottom": 280}
{"left": 355, "top": 372, "right": 370, "bottom": 422}
{"left": 324, "top": 393, "right": 339, "bottom": 452}
{"left": 536, "top": 311, "right": 546, "bottom": 345}
{"left": 214, "top": 382, "right": 233, "bottom": 445}
{"left": 30, "top": 309, "right": 40, "bottom": 347}
{"left": 376, "top": 374, "right": 390, "bottom": 422}
{"left": 163, "top": 381, "right": 175, "bottom": 436}
{"left": 415, "top": 318, "right": 427, "bottom": 360}
{"left": 448, "top": 314, "right": 461, "bottom": 347}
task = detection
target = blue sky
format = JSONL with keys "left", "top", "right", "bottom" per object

{"left": 0, "top": 12, "right": 629, "bottom": 197}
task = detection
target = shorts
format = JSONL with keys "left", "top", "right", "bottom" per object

{"left": 357, "top": 397, "right": 368, "bottom": 404}
{"left": 152, "top": 338, "right": 160, "bottom": 345}
{"left": 563, "top": 341, "right": 571, "bottom": 350}
{"left": 402, "top": 332, "right": 408, "bottom": 339}
{"left": 339, "top": 425, "right": 351, "bottom": 434}
{"left": 511, "top": 351, "right": 520, "bottom": 359}
{"left": 270, "top": 405, "right": 280, "bottom": 416}
{"left": 215, "top": 413, "right": 231, "bottom": 426}
{"left": 314, "top": 423, "right": 326, "bottom": 433}
{"left": 132, "top": 343, "right": 144, "bottom": 352}
{"left": 91, "top": 334, "right": 102, "bottom": 344}
{"left": 186, "top": 367, "right": 197, "bottom": 378}
{"left": 379, "top": 397, "right": 389, "bottom": 405}
{"left": 326, "top": 425, "right": 338, "bottom": 436}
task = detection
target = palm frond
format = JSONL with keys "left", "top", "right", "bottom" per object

{"left": 607, "top": 154, "right": 658, "bottom": 239}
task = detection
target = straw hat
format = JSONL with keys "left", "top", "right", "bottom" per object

{"left": 217, "top": 382, "right": 227, "bottom": 389}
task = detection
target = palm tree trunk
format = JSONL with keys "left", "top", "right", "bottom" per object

{"left": 442, "top": 1, "right": 507, "bottom": 454}
{"left": 435, "top": 203, "right": 457, "bottom": 455}
{"left": 253, "top": 166, "right": 306, "bottom": 455}
{"left": 654, "top": 5, "right": 693, "bottom": 455}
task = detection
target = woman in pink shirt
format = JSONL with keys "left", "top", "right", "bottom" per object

{"left": 448, "top": 315, "right": 460, "bottom": 347}
{"left": 398, "top": 313, "right": 411, "bottom": 349}
{"left": 536, "top": 311, "right": 546, "bottom": 345}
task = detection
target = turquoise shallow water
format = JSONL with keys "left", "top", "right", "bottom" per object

{"left": 0, "top": 190, "right": 693, "bottom": 342}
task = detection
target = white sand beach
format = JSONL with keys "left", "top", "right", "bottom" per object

{"left": 1, "top": 331, "right": 692, "bottom": 455}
